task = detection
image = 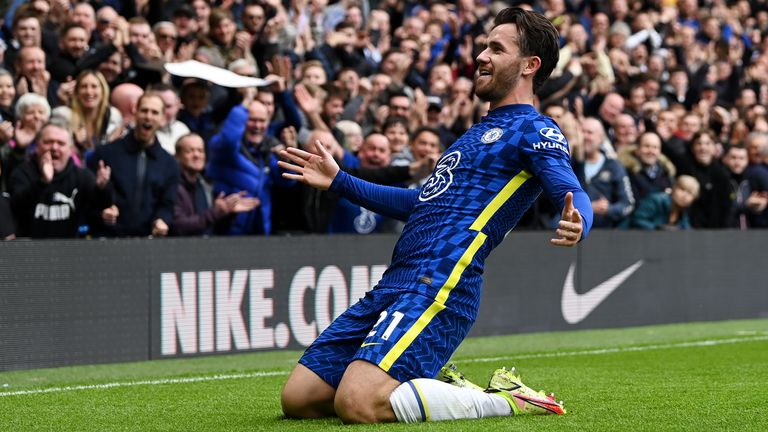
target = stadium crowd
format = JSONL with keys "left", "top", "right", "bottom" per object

{"left": 0, "top": 0, "right": 767, "bottom": 239}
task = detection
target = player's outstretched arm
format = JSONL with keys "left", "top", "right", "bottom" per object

{"left": 279, "top": 140, "right": 420, "bottom": 221}
{"left": 551, "top": 192, "right": 583, "bottom": 247}
{"left": 278, "top": 140, "right": 339, "bottom": 190}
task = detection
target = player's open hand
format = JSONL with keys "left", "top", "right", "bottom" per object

{"left": 278, "top": 140, "right": 340, "bottom": 190}
{"left": 551, "top": 192, "right": 583, "bottom": 247}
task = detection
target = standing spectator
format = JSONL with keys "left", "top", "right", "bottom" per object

{"left": 8, "top": 121, "right": 112, "bottom": 238}
{"left": 152, "top": 21, "right": 179, "bottom": 62}
{"left": 383, "top": 116, "right": 411, "bottom": 157}
{"left": 110, "top": 83, "right": 143, "bottom": 131}
{"left": 664, "top": 112, "right": 703, "bottom": 166}
{"left": 49, "top": 23, "right": 91, "bottom": 83}
{"left": 0, "top": 69, "right": 16, "bottom": 124}
{"left": 206, "top": 90, "right": 295, "bottom": 235}
{"left": 1, "top": 93, "right": 51, "bottom": 187}
{"left": 329, "top": 133, "right": 392, "bottom": 234}
{"left": 88, "top": 93, "right": 179, "bottom": 237}
{"left": 15, "top": 46, "right": 59, "bottom": 107}
{"left": 172, "top": 133, "right": 258, "bottom": 236}
{"left": 573, "top": 117, "right": 635, "bottom": 228}
{"left": 722, "top": 145, "right": 752, "bottom": 229}
{"left": 742, "top": 132, "right": 768, "bottom": 227}
{"left": 617, "top": 131, "right": 676, "bottom": 201}
{"left": 678, "top": 130, "right": 732, "bottom": 228}
{"left": 3, "top": 7, "right": 48, "bottom": 75}
{"left": 69, "top": 2, "right": 97, "bottom": 37}
{"left": 177, "top": 80, "right": 216, "bottom": 143}
{"left": 626, "top": 175, "right": 700, "bottom": 230}
{"left": 612, "top": 113, "right": 640, "bottom": 153}
{"left": 147, "top": 83, "right": 190, "bottom": 155}
{"left": 53, "top": 70, "right": 123, "bottom": 161}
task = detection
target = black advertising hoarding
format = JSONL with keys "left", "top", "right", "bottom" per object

{"left": 1, "top": 231, "right": 766, "bottom": 371}
{"left": 148, "top": 235, "right": 396, "bottom": 359}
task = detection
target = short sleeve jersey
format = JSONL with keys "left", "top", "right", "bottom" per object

{"left": 375, "top": 104, "right": 583, "bottom": 320}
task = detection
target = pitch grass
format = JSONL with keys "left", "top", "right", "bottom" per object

{"left": 1, "top": 319, "right": 767, "bottom": 431}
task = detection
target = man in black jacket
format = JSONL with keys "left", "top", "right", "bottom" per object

{"left": 9, "top": 121, "right": 112, "bottom": 238}
{"left": 88, "top": 93, "right": 179, "bottom": 237}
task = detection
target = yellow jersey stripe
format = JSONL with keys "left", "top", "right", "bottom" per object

{"left": 435, "top": 232, "right": 487, "bottom": 305}
{"left": 411, "top": 380, "right": 431, "bottom": 421}
{"left": 469, "top": 170, "right": 532, "bottom": 232}
{"left": 379, "top": 232, "right": 488, "bottom": 372}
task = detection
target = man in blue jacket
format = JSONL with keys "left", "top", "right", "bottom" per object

{"left": 206, "top": 89, "right": 294, "bottom": 235}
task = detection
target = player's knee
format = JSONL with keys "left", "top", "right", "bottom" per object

{"left": 334, "top": 388, "right": 376, "bottom": 424}
{"left": 334, "top": 384, "right": 395, "bottom": 424}
{"left": 280, "top": 386, "right": 305, "bottom": 418}
{"left": 280, "top": 368, "right": 335, "bottom": 419}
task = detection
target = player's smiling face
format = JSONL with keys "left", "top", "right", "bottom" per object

{"left": 475, "top": 23, "right": 526, "bottom": 106}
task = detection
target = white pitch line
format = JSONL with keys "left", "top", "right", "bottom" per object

{"left": 1, "top": 335, "right": 766, "bottom": 398}
{"left": 455, "top": 335, "right": 768, "bottom": 364}
{"left": 0, "top": 371, "right": 287, "bottom": 397}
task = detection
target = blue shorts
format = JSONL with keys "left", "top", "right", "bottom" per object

{"left": 298, "top": 289, "right": 474, "bottom": 388}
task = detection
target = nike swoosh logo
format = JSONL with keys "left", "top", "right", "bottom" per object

{"left": 561, "top": 260, "right": 644, "bottom": 324}
{"left": 360, "top": 342, "right": 382, "bottom": 348}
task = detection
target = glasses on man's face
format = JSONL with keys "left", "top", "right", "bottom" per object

{"left": 157, "top": 34, "right": 177, "bottom": 40}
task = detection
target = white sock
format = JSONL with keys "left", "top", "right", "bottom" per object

{"left": 389, "top": 378, "right": 511, "bottom": 423}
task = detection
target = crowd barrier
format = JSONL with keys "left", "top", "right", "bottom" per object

{"left": 1, "top": 231, "right": 766, "bottom": 371}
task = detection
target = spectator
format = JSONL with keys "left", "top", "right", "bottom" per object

{"left": 612, "top": 113, "right": 640, "bottom": 153}
{"left": 8, "top": 121, "right": 112, "bottom": 238}
{"left": 69, "top": 2, "right": 97, "bottom": 37}
{"left": 383, "top": 116, "right": 411, "bottom": 157}
{"left": 88, "top": 93, "right": 179, "bottom": 237}
{"left": 15, "top": 46, "right": 59, "bottom": 107}
{"left": 177, "top": 80, "right": 215, "bottom": 143}
{"left": 52, "top": 70, "right": 123, "bottom": 161}
{"left": 0, "top": 69, "right": 16, "bottom": 123}
{"left": 677, "top": 130, "right": 732, "bottom": 228}
{"left": 171, "top": 5, "right": 198, "bottom": 43}
{"left": 110, "top": 83, "right": 143, "bottom": 130}
{"left": 172, "top": 133, "right": 259, "bottom": 236}
{"left": 335, "top": 120, "right": 363, "bottom": 154}
{"left": 573, "top": 117, "right": 635, "bottom": 228}
{"left": 1, "top": 93, "right": 51, "bottom": 186}
{"left": 3, "top": 7, "right": 46, "bottom": 75}
{"left": 206, "top": 90, "right": 295, "bottom": 235}
{"left": 742, "top": 132, "right": 768, "bottom": 227}
{"left": 93, "top": 6, "right": 119, "bottom": 47}
{"left": 204, "top": 8, "right": 250, "bottom": 66}
{"left": 722, "top": 145, "right": 752, "bottom": 229}
{"left": 329, "top": 133, "right": 392, "bottom": 234}
{"left": 152, "top": 21, "right": 178, "bottom": 63}
{"left": 391, "top": 126, "right": 441, "bottom": 189}
{"left": 617, "top": 131, "right": 676, "bottom": 201}
{"left": 191, "top": 0, "right": 212, "bottom": 35}
{"left": 147, "top": 83, "right": 190, "bottom": 155}
{"left": 626, "top": 175, "right": 700, "bottom": 230}
{"left": 664, "top": 112, "right": 703, "bottom": 166}
{"left": 49, "top": 23, "right": 89, "bottom": 82}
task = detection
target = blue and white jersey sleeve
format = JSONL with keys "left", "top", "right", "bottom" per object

{"left": 519, "top": 118, "right": 593, "bottom": 238}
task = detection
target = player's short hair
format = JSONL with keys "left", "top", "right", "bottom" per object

{"left": 492, "top": 8, "right": 559, "bottom": 94}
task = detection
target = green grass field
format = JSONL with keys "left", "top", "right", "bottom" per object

{"left": 2, "top": 319, "right": 767, "bottom": 431}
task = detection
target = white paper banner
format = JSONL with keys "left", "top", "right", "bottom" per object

{"left": 164, "top": 60, "right": 273, "bottom": 88}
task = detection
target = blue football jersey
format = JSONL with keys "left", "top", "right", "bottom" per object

{"left": 374, "top": 104, "right": 590, "bottom": 320}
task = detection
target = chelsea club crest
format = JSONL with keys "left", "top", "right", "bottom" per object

{"left": 481, "top": 128, "right": 503, "bottom": 144}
